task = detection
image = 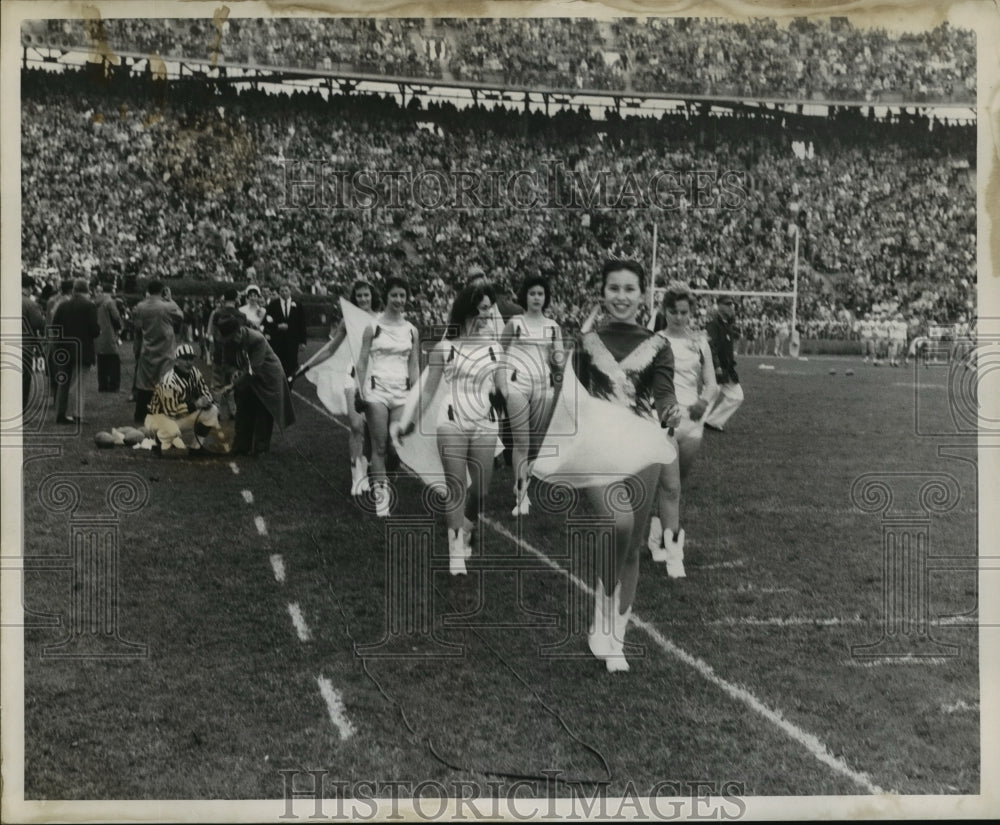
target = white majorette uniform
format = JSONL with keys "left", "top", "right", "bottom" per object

{"left": 365, "top": 317, "right": 417, "bottom": 409}
{"left": 661, "top": 330, "right": 713, "bottom": 443}
{"left": 438, "top": 340, "right": 501, "bottom": 435}
{"left": 505, "top": 314, "right": 560, "bottom": 406}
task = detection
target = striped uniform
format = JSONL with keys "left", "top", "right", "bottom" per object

{"left": 147, "top": 367, "right": 212, "bottom": 417}
{"left": 145, "top": 366, "right": 218, "bottom": 448}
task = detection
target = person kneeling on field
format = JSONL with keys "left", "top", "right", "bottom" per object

{"left": 144, "top": 344, "right": 220, "bottom": 453}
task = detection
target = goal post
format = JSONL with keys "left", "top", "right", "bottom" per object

{"left": 650, "top": 224, "right": 802, "bottom": 356}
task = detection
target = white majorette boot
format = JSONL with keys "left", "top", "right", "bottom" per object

{"left": 462, "top": 517, "right": 476, "bottom": 560}
{"left": 373, "top": 481, "right": 391, "bottom": 518}
{"left": 648, "top": 516, "right": 667, "bottom": 562}
{"left": 448, "top": 528, "right": 467, "bottom": 576}
{"left": 587, "top": 579, "right": 614, "bottom": 661}
{"left": 511, "top": 478, "right": 531, "bottom": 516}
{"left": 604, "top": 582, "right": 632, "bottom": 673}
{"left": 664, "top": 528, "right": 686, "bottom": 579}
{"left": 350, "top": 460, "right": 365, "bottom": 496}
{"left": 358, "top": 456, "right": 371, "bottom": 493}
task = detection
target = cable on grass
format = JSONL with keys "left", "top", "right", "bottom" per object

{"left": 287, "top": 440, "right": 613, "bottom": 788}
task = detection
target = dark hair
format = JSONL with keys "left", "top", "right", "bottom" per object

{"left": 517, "top": 275, "right": 551, "bottom": 311}
{"left": 348, "top": 280, "right": 379, "bottom": 310}
{"left": 223, "top": 287, "right": 238, "bottom": 301}
{"left": 147, "top": 279, "right": 164, "bottom": 296}
{"left": 22, "top": 275, "right": 36, "bottom": 290}
{"left": 72, "top": 278, "right": 90, "bottom": 295}
{"left": 600, "top": 259, "right": 646, "bottom": 293}
{"left": 382, "top": 276, "right": 410, "bottom": 303}
{"left": 215, "top": 313, "right": 242, "bottom": 337}
{"left": 447, "top": 282, "right": 496, "bottom": 339}
{"left": 60, "top": 279, "right": 74, "bottom": 295}
{"left": 661, "top": 280, "right": 694, "bottom": 313}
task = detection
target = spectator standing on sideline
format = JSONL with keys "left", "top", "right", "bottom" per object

{"left": 703, "top": 295, "right": 743, "bottom": 433}
{"left": 49, "top": 278, "right": 99, "bottom": 424}
{"left": 239, "top": 285, "right": 266, "bottom": 329}
{"left": 45, "top": 278, "right": 74, "bottom": 396}
{"left": 216, "top": 315, "right": 295, "bottom": 456}
{"left": 263, "top": 281, "right": 308, "bottom": 379}
{"left": 131, "top": 279, "right": 184, "bottom": 423}
{"left": 94, "top": 280, "right": 123, "bottom": 392}
{"left": 21, "top": 275, "right": 45, "bottom": 409}
{"left": 207, "top": 288, "right": 244, "bottom": 418}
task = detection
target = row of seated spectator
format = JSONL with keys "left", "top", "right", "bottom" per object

{"left": 21, "top": 16, "right": 975, "bottom": 102}
{"left": 21, "top": 66, "right": 975, "bottom": 335}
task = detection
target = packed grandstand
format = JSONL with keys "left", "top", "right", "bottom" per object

{"left": 21, "top": 16, "right": 975, "bottom": 102}
{"left": 20, "top": 16, "right": 976, "bottom": 335}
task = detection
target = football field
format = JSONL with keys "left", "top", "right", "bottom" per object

{"left": 20, "top": 347, "right": 980, "bottom": 801}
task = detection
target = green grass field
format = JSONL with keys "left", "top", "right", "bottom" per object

{"left": 20, "top": 346, "right": 979, "bottom": 801}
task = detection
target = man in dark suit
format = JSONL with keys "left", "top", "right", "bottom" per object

{"left": 94, "top": 280, "right": 123, "bottom": 392}
{"left": 49, "top": 278, "right": 100, "bottom": 424}
{"left": 21, "top": 275, "right": 46, "bottom": 410}
{"left": 703, "top": 295, "right": 744, "bottom": 432}
{"left": 262, "top": 281, "right": 307, "bottom": 379}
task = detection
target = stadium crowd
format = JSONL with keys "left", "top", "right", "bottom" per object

{"left": 21, "top": 16, "right": 975, "bottom": 103}
{"left": 21, "top": 67, "right": 975, "bottom": 333}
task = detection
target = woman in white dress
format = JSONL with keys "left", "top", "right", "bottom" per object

{"left": 356, "top": 277, "right": 420, "bottom": 517}
{"left": 647, "top": 281, "right": 718, "bottom": 578}
{"left": 299, "top": 280, "right": 379, "bottom": 494}
{"left": 499, "top": 275, "right": 563, "bottom": 516}
{"left": 391, "top": 281, "right": 507, "bottom": 575}
{"left": 532, "top": 260, "right": 681, "bottom": 672}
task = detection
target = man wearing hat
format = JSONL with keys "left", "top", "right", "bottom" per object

{"left": 144, "top": 344, "right": 219, "bottom": 452}
{"left": 216, "top": 315, "right": 295, "bottom": 456}
{"left": 703, "top": 294, "right": 744, "bottom": 432}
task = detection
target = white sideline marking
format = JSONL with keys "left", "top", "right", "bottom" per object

{"left": 287, "top": 603, "right": 311, "bottom": 642}
{"left": 941, "top": 700, "right": 977, "bottom": 714}
{"left": 665, "top": 615, "right": 865, "bottom": 627}
{"left": 297, "top": 388, "right": 888, "bottom": 794}
{"left": 316, "top": 676, "right": 356, "bottom": 740}
{"left": 485, "top": 518, "right": 885, "bottom": 795}
{"left": 934, "top": 615, "right": 978, "bottom": 626}
{"left": 727, "top": 586, "right": 798, "bottom": 595}
{"left": 696, "top": 559, "right": 746, "bottom": 570}
{"left": 229, "top": 461, "right": 240, "bottom": 475}
{"left": 254, "top": 516, "right": 268, "bottom": 536}
{"left": 844, "top": 656, "right": 948, "bottom": 668}
{"left": 241, "top": 489, "right": 254, "bottom": 505}
{"left": 270, "top": 554, "right": 286, "bottom": 584}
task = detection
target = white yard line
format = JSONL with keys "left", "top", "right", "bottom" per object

{"left": 297, "top": 388, "right": 889, "bottom": 795}
{"left": 316, "top": 676, "right": 356, "bottom": 740}
{"left": 270, "top": 554, "right": 286, "bottom": 584}
{"left": 485, "top": 518, "right": 886, "bottom": 795}
{"left": 695, "top": 559, "right": 746, "bottom": 570}
{"left": 254, "top": 515, "right": 268, "bottom": 536}
{"left": 287, "top": 602, "right": 312, "bottom": 642}
{"left": 941, "top": 700, "right": 978, "bottom": 714}
{"left": 242, "top": 489, "right": 254, "bottom": 505}
{"left": 844, "top": 656, "right": 948, "bottom": 668}
{"left": 664, "top": 616, "right": 865, "bottom": 627}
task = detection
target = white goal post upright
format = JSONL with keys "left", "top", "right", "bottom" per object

{"left": 649, "top": 222, "right": 658, "bottom": 322}
{"left": 649, "top": 222, "right": 801, "bottom": 355}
